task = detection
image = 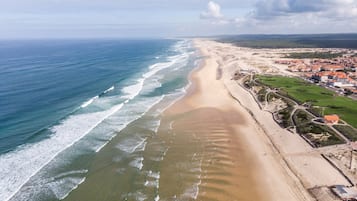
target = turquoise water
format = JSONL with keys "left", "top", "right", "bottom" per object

{"left": 0, "top": 39, "right": 199, "bottom": 201}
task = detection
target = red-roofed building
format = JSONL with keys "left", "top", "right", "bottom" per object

{"left": 324, "top": 115, "right": 340, "bottom": 124}
{"left": 322, "top": 65, "right": 344, "bottom": 72}
{"left": 311, "top": 65, "right": 322, "bottom": 72}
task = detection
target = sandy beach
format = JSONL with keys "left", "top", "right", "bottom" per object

{"left": 162, "top": 39, "right": 322, "bottom": 200}
{"left": 60, "top": 38, "right": 352, "bottom": 201}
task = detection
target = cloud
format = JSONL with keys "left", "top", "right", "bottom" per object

{"left": 251, "top": 0, "right": 357, "bottom": 19}
{"left": 200, "top": 1, "right": 223, "bottom": 20}
{"left": 252, "top": 0, "right": 326, "bottom": 18}
{"left": 200, "top": 1, "right": 238, "bottom": 25}
{"left": 197, "top": 0, "right": 357, "bottom": 34}
{"left": 237, "top": 0, "right": 357, "bottom": 33}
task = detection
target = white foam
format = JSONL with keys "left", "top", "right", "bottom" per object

{"left": 0, "top": 103, "right": 124, "bottom": 201}
{"left": 121, "top": 78, "right": 144, "bottom": 100}
{"left": 190, "top": 158, "right": 203, "bottom": 174}
{"left": 150, "top": 156, "right": 164, "bottom": 162}
{"left": 169, "top": 121, "right": 174, "bottom": 130}
{"left": 154, "top": 195, "right": 160, "bottom": 201}
{"left": 153, "top": 119, "right": 161, "bottom": 133}
{"left": 115, "top": 137, "right": 147, "bottom": 154}
{"left": 150, "top": 147, "right": 169, "bottom": 162}
{"left": 162, "top": 147, "right": 169, "bottom": 157}
{"left": 144, "top": 118, "right": 161, "bottom": 133}
{"left": 134, "top": 191, "right": 147, "bottom": 201}
{"left": 141, "top": 95, "right": 165, "bottom": 117}
{"left": 181, "top": 181, "right": 200, "bottom": 200}
{"left": 144, "top": 54, "right": 187, "bottom": 79}
{"left": 45, "top": 171, "right": 88, "bottom": 201}
{"left": 141, "top": 78, "right": 162, "bottom": 95}
{"left": 103, "top": 86, "right": 115, "bottom": 94}
{"left": 8, "top": 169, "right": 88, "bottom": 201}
{"left": 147, "top": 170, "right": 160, "bottom": 180}
{"left": 144, "top": 170, "right": 160, "bottom": 189}
{"left": 80, "top": 96, "right": 98, "bottom": 108}
{"left": 51, "top": 177, "right": 86, "bottom": 200}
{"left": 54, "top": 169, "right": 88, "bottom": 179}
{"left": 122, "top": 40, "right": 190, "bottom": 105}
{"left": 180, "top": 154, "right": 203, "bottom": 200}
{"left": 94, "top": 141, "right": 110, "bottom": 153}
{"left": 129, "top": 157, "right": 144, "bottom": 170}
{"left": 144, "top": 180, "right": 158, "bottom": 188}
{"left": 136, "top": 141, "right": 147, "bottom": 152}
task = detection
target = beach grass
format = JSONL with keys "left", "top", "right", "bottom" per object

{"left": 257, "top": 75, "right": 357, "bottom": 128}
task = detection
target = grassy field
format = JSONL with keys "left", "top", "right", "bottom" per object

{"left": 257, "top": 75, "right": 357, "bottom": 128}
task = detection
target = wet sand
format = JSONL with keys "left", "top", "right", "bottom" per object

{"left": 161, "top": 39, "right": 312, "bottom": 200}
{"left": 160, "top": 107, "right": 262, "bottom": 200}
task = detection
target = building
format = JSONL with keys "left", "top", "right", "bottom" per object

{"left": 333, "top": 82, "right": 354, "bottom": 88}
{"left": 311, "top": 72, "right": 329, "bottom": 83}
{"left": 322, "top": 64, "right": 344, "bottom": 72}
{"left": 311, "top": 64, "right": 322, "bottom": 72}
{"left": 311, "top": 72, "right": 352, "bottom": 86}
{"left": 324, "top": 114, "right": 340, "bottom": 124}
{"left": 331, "top": 185, "right": 357, "bottom": 201}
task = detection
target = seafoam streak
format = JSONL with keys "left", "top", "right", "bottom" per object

{"left": 0, "top": 103, "right": 124, "bottom": 201}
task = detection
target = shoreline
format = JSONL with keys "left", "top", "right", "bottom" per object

{"left": 162, "top": 39, "right": 313, "bottom": 200}
{"left": 181, "top": 39, "right": 355, "bottom": 200}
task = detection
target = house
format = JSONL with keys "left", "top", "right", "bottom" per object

{"left": 330, "top": 72, "right": 353, "bottom": 87}
{"left": 312, "top": 72, "right": 351, "bottom": 85}
{"left": 312, "top": 72, "right": 329, "bottom": 83}
{"left": 322, "top": 64, "right": 344, "bottom": 72}
{"left": 311, "top": 64, "right": 321, "bottom": 72}
{"left": 324, "top": 114, "right": 340, "bottom": 124}
{"left": 333, "top": 82, "right": 354, "bottom": 88}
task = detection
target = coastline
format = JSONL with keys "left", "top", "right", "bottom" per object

{"left": 8, "top": 38, "right": 354, "bottom": 200}
{"left": 4, "top": 39, "right": 197, "bottom": 201}
{"left": 162, "top": 39, "right": 313, "bottom": 200}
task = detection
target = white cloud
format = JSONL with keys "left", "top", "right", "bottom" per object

{"left": 200, "top": 1, "right": 240, "bottom": 25}
{"left": 251, "top": 0, "right": 357, "bottom": 19}
{"left": 242, "top": 0, "right": 357, "bottom": 33}
{"left": 200, "top": 1, "right": 223, "bottom": 19}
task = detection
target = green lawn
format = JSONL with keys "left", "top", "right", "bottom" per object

{"left": 257, "top": 75, "right": 357, "bottom": 128}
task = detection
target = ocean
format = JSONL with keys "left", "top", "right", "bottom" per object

{"left": 0, "top": 39, "right": 200, "bottom": 201}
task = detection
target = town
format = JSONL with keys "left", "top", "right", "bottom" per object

{"left": 225, "top": 45, "right": 357, "bottom": 201}
{"left": 275, "top": 50, "right": 357, "bottom": 99}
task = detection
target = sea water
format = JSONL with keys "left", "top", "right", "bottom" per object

{"left": 0, "top": 39, "right": 201, "bottom": 201}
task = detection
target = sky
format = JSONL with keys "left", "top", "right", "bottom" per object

{"left": 0, "top": 0, "right": 356, "bottom": 38}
